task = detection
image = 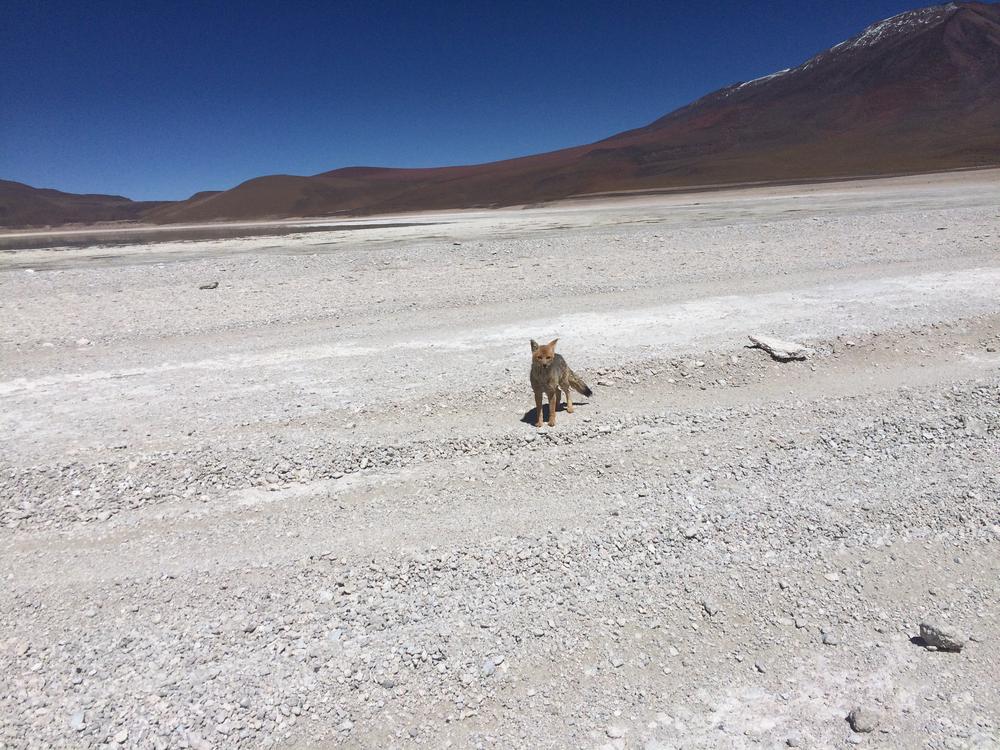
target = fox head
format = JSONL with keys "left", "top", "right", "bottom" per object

{"left": 530, "top": 338, "right": 558, "bottom": 368}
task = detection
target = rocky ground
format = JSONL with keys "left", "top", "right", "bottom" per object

{"left": 2, "top": 170, "right": 999, "bottom": 749}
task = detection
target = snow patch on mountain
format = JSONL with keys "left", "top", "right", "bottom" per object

{"left": 723, "top": 3, "right": 958, "bottom": 97}
{"left": 833, "top": 3, "right": 954, "bottom": 53}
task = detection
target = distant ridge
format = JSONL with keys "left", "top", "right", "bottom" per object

{"left": 0, "top": 180, "right": 168, "bottom": 229}
{"left": 4, "top": 2, "right": 999, "bottom": 228}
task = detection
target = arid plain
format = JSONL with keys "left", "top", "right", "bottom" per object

{"left": 2, "top": 170, "right": 999, "bottom": 749}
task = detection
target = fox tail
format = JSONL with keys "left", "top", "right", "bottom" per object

{"left": 567, "top": 370, "right": 593, "bottom": 398}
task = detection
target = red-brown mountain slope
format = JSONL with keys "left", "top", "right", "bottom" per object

{"left": 4, "top": 2, "right": 998, "bottom": 227}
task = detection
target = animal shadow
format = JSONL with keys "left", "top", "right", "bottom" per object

{"left": 520, "top": 399, "right": 585, "bottom": 426}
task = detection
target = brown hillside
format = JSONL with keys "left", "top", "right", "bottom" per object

{"left": 5, "top": 3, "right": 999, "bottom": 228}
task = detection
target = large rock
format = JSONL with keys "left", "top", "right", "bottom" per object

{"left": 748, "top": 335, "right": 812, "bottom": 361}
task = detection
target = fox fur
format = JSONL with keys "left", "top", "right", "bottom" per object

{"left": 529, "top": 338, "right": 593, "bottom": 427}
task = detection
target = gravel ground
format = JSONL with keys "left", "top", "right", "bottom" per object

{"left": 2, "top": 170, "right": 1000, "bottom": 749}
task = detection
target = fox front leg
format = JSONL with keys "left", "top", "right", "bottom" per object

{"left": 548, "top": 389, "right": 559, "bottom": 427}
{"left": 534, "top": 389, "right": 544, "bottom": 428}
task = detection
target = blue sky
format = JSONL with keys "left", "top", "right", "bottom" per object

{"left": 1, "top": 0, "right": 924, "bottom": 200}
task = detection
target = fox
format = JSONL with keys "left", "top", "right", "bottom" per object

{"left": 529, "top": 338, "right": 593, "bottom": 427}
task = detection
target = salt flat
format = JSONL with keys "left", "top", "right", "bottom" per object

{"left": 1, "top": 170, "right": 999, "bottom": 749}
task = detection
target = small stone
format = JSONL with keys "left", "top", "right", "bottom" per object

{"left": 962, "top": 416, "right": 987, "bottom": 436}
{"left": 199, "top": 281, "right": 219, "bottom": 290}
{"left": 69, "top": 711, "right": 85, "bottom": 731}
{"left": 701, "top": 599, "right": 720, "bottom": 617}
{"left": 822, "top": 632, "right": 840, "bottom": 646}
{"left": 609, "top": 654, "right": 625, "bottom": 668}
{"left": 114, "top": 728, "right": 129, "bottom": 744}
{"left": 847, "top": 706, "right": 879, "bottom": 733}
{"left": 919, "top": 622, "right": 967, "bottom": 652}
{"left": 786, "top": 737, "right": 802, "bottom": 747}
{"left": 754, "top": 660, "right": 767, "bottom": 673}
{"left": 606, "top": 724, "right": 626, "bottom": 739}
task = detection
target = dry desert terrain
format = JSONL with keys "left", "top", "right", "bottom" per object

{"left": 2, "top": 170, "right": 999, "bottom": 749}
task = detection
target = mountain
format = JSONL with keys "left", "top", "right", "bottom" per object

{"left": 0, "top": 180, "right": 168, "bottom": 229}
{"left": 5, "top": 2, "right": 1000, "bottom": 228}
{"left": 148, "top": 1, "right": 1000, "bottom": 223}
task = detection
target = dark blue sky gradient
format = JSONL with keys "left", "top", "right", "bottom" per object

{"left": 2, "top": 0, "right": 923, "bottom": 200}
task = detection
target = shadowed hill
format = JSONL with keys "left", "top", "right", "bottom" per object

{"left": 0, "top": 180, "right": 168, "bottom": 228}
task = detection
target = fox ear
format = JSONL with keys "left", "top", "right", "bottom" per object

{"left": 548, "top": 338, "right": 559, "bottom": 349}
{"left": 530, "top": 339, "right": 539, "bottom": 352}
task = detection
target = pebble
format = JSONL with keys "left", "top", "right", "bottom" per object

{"left": 847, "top": 706, "right": 879, "bottom": 733}
{"left": 919, "top": 621, "right": 967, "bottom": 652}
